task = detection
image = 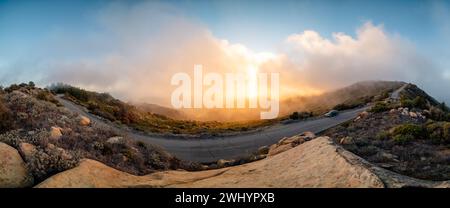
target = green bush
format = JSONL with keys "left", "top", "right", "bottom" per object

{"left": 412, "top": 96, "right": 427, "bottom": 109}
{"left": 0, "top": 99, "right": 14, "bottom": 133}
{"left": 375, "top": 131, "right": 390, "bottom": 140}
{"left": 444, "top": 123, "right": 450, "bottom": 142}
{"left": 290, "top": 112, "right": 299, "bottom": 120}
{"left": 400, "top": 96, "right": 428, "bottom": 109}
{"left": 369, "top": 102, "right": 389, "bottom": 113}
{"left": 428, "top": 106, "right": 448, "bottom": 121}
{"left": 393, "top": 134, "right": 415, "bottom": 143}
{"left": 36, "top": 91, "right": 61, "bottom": 106}
{"left": 424, "top": 122, "right": 450, "bottom": 144}
{"left": 289, "top": 111, "right": 313, "bottom": 120}
{"left": 390, "top": 124, "right": 427, "bottom": 142}
{"left": 438, "top": 102, "right": 449, "bottom": 112}
{"left": 333, "top": 103, "right": 356, "bottom": 111}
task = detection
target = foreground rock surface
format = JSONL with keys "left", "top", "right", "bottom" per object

{"left": 36, "top": 137, "right": 385, "bottom": 188}
{"left": 0, "top": 143, "right": 33, "bottom": 188}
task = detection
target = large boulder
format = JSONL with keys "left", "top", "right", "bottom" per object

{"left": 0, "top": 143, "right": 33, "bottom": 188}
{"left": 37, "top": 137, "right": 385, "bottom": 188}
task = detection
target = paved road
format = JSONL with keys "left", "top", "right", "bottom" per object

{"left": 390, "top": 83, "right": 408, "bottom": 100}
{"left": 57, "top": 95, "right": 368, "bottom": 162}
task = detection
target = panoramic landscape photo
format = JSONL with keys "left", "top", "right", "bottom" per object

{"left": 1, "top": 0, "right": 450, "bottom": 188}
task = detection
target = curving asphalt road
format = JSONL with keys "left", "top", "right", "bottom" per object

{"left": 57, "top": 95, "right": 371, "bottom": 163}
{"left": 390, "top": 83, "right": 408, "bottom": 100}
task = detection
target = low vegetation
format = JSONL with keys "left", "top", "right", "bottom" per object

{"left": 324, "top": 89, "right": 450, "bottom": 180}
{"left": 289, "top": 111, "right": 313, "bottom": 120}
{"left": 389, "top": 124, "right": 428, "bottom": 143}
{"left": 369, "top": 102, "right": 391, "bottom": 113}
{"left": 0, "top": 95, "right": 14, "bottom": 133}
{"left": 400, "top": 96, "right": 427, "bottom": 109}
{"left": 0, "top": 83, "right": 199, "bottom": 184}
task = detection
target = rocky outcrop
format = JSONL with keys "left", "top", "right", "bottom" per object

{"left": 268, "top": 131, "right": 315, "bottom": 156}
{"left": 0, "top": 143, "right": 33, "bottom": 188}
{"left": 36, "top": 137, "right": 385, "bottom": 188}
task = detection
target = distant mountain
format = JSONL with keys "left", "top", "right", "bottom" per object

{"left": 280, "top": 81, "right": 406, "bottom": 116}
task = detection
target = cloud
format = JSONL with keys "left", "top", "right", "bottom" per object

{"left": 279, "top": 22, "right": 437, "bottom": 89}
{"left": 43, "top": 1, "right": 270, "bottom": 105}
{"left": 263, "top": 22, "right": 449, "bottom": 104}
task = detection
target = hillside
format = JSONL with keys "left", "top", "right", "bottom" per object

{"left": 0, "top": 83, "right": 198, "bottom": 186}
{"left": 323, "top": 83, "right": 450, "bottom": 181}
{"left": 281, "top": 81, "right": 405, "bottom": 115}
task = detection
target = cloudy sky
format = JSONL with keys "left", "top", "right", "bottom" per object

{"left": 1, "top": 0, "right": 449, "bottom": 105}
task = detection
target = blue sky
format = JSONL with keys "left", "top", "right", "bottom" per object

{"left": 0, "top": 0, "right": 446, "bottom": 53}
{"left": 1, "top": 0, "right": 450, "bottom": 103}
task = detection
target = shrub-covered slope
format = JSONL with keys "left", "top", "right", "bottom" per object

{"left": 0, "top": 83, "right": 198, "bottom": 184}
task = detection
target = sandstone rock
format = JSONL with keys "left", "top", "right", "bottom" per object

{"left": 389, "top": 109, "right": 397, "bottom": 114}
{"left": 339, "top": 136, "right": 354, "bottom": 145}
{"left": 401, "top": 109, "right": 409, "bottom": 116}
{"left": 216, "top": 159, "right": 233, "bottom": 168}
{"left": 409, "top": 112, "right": 418, "bottom": 118}
{"left": 379, "top": 163, "right": 394, "bottom": 169}
{"left": 299, "top": 131, "right": 316, "bottom": 141}
{"left": 268, "top": 132, "right": 316, "bottom": 156}
{"left": 18, "top": 142, "right": 37, "bottom": 161}
{"left": 377, "top": 152, "right": 398, "bottom": 162}
{"left": 50, "top": 126, "right": 63, "bottom": 140}
{"left": 255, "top": 154, "right": 267, "bottom": 160}
{"left": 106, "top": 136, "right": 125, "bottom": 144}
{"left": 79, "top": 116, "right": 91, "bottom": 126}
{"left": 268, "top": 143, "right": 293, "bottom": 156}
{"left": 279, "top": 136, "right": 300, "bottom": 145}
{"left": 257, "top": 146, "right": 270, "bottom": 155}
{"left": 47, "top": 143, "right": 56, "bottom": 150}
{"left": 46, "top": 143, "right": 73, "bottom": 160}
{"left": 359, "top": 111, "right": 369, "bottom": 118}
{"left": 37, "top": 137, "right": 386, "bottom": 188}
{"left": 277, "top": 137, "right": 289, "bottom": 145}
{"left": 0, "top": 143, "right": 33, "bottom": 188}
